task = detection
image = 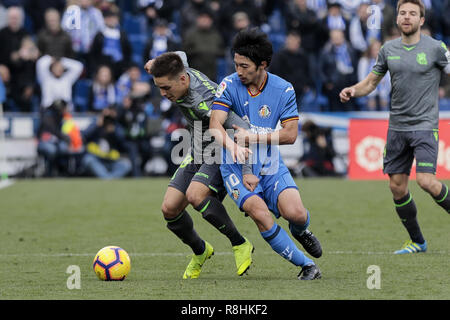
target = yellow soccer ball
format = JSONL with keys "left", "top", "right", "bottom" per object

{"left": 93, "top": 246, "right": 131, "bottom": 281}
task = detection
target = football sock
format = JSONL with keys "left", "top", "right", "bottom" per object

{"left": 433, "top": 183, "right": 450, "bottom": 213}
{"left": 165, "top": 210, "right": 205, "bottom": 255}
{"left": 195, "top": 196, "right": 245, "bottom": 246}
{"left": 261, "top": 223, "right": 314, "bottom": 267}
{"left": 394, "top": 192, "right": 425, "bottom": 244}
{"left": 289, "top": 210, "right": 310, "bottom": 238}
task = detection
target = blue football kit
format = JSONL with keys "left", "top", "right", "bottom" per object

{"left": 212, "top": 72, "right": 300, "bottom": 217}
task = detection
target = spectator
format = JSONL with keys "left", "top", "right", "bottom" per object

{"left": 349, "top": 1, "right": 381, "bottom": 58}
{"left": 62, "top": 0, "right": 105, "bottom": 58}
{"left": 118, "top": 81, "right": 154, "bottom": 177}
{"left": 9, "top": 36, "right": 40, "bottom": 112}
{"left": 356, "top": 39, "right": 390, "bottom": 111}
{"left": 36, "top": 54, "right": 84, "bottom": 110}
{"left": 37, "top": 99, "right": 82, "bottom": 176}
{"left": 116, "top": 63, "right": 145, "bottom": 106}
{"left": 0, "top": 6, "right": 28, "bottom": 62}
{"left": 300, "top": 119, "right": 339, "bottom": 177}
{"left": 182, "top": 9, "right": 224, "bottom": 82}
{"left": 0, "top": 6, "right": 29, "bottom": 110}
{"left": 80, "top": 107, "right": 132, "bottom": 179}
{"left": 90, "top": 8, "right": 132, "bottom": 78}
{"left": 25, "top": 0, "right": 66, "bottom": 33}
{"left": 138, "top": 0, "right": 179, "bottom": 28}
{"left": 317, "top": 1, "right": 349, "bottom": 50}
{"left": 89, "top": 64, "right": 118, "bottom": 112}
{"left": 269, "top": 31, "right": 314, "bottom": 108}
{"left": 217, "top": 0, "right": 263, "bottom": 33}
{"left": 318, "top": 29, "right": 358, "bottom": 111}
{"left": 180, "top": 0, "right": 212, "bottom": 38}
{"left": 37, "top": 8, "right": 74, "bottom": 59}
{"left": 285, "top": 0, "right": 321, "bottom": 55}
{"left": 143, "top": 18, "right": 180, "bottom": 62}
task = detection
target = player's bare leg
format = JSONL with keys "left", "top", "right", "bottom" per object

{"left": 277, "top": 188, "right": 322, "bottom": 258}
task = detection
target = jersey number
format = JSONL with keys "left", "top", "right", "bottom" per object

{"left": 225, "top": 173, "right": 240, "bottom": 192}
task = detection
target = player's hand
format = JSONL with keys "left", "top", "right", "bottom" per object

{"left": 228, "top": 143, "right": 252, "bottom": 163}
{"left": 243, "top": 174, "right": 259, "bottom": 192}
{"left": 144, "top": 59, "right": 154, "bottom": 74}
{"left": 232, "top": 125, "right": 254, "bottom": 146}
{"left": 339, "top": 87, "right": 355, "bottom": 103}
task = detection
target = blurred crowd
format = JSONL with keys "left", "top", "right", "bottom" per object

{"left": 0, "top": 0, "right": 449, "bottom": 178}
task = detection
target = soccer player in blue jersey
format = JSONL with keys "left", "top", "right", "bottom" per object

{"left": 210, "top": 28, "right": 322, "bottom": 280}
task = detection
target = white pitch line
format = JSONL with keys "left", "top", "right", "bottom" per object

{"left": 1, "top": 250, "right": 450, "bottom": 257}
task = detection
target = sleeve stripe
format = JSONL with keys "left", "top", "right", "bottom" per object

{"left": 212, "top": 102, "right": 231, "bottom": 112}
{"left": 281, "top": 116, "right": 299, "bottom": 124}
{"left": 213, "top": 102, "right": 230, "bottom": 108}
{"left": 372, "top": 70, "right": 386, "bottom": 76}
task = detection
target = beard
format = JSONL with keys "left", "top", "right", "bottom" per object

{"left": 399, "top": 23, "right": 420, "bottom": 36}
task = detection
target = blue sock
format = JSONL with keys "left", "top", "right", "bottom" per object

{"left": 261, "top": 223, "right": 314, "bottom": 267}
{"left": 289, "top": 210, "right": 310, "bottom": 238}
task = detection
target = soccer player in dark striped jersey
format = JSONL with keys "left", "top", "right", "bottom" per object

{"left": 340, "top": 0, "right": 450, "bottom": 254}
{"left": 145, "top": 52, "right": 255, "bottom": 279}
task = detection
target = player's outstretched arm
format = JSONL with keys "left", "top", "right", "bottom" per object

{"left": 339, "top": 72, "right": 384, "bottom": 103}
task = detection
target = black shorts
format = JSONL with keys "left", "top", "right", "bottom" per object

{"left": 168, "top": 155, "right": 227, "bottom": 201}
{"left": 383, "top": 129, "right": 439, "bottom": 175}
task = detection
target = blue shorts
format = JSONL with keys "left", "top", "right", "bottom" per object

{"left": 220, "top": 163, "right": 298, "bottom": 218}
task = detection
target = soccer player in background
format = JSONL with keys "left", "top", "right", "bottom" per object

{"left": 145, "top": 52, "right": 255, "bottom": 279}
{"left": 339, "top": 0, "right": 450, "bottom": 254}
{"left": 210, "top": 28, "right": 322, "bottom": 280}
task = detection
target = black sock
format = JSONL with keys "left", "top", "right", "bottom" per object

{"left": 433, "top": 183, "right": 450, "bottom": 213}
{"left": 394, "top": 192, "right": 425, "bottom": 244}
{"left": 195, "top": 196, "right": 245, "bottom": 246}
{"left": 166, "top": 210, "right": 205, "bottom": 255}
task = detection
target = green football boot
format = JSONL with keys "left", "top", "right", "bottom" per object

{"left": 182, "top": 241, "right": 214, "bottom": 279}
{"left": 232, "top": 237, "right": 254, "bottom": 276}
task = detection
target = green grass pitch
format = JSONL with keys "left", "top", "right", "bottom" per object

{"left": 0, "top": 178, "right": 449, "bottom": 300}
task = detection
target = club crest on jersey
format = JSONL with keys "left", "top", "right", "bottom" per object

{"left": 258, "top": 105, "right": 271, "bottom": 118}
{"left": 232, "top": 189, "right": 240, "bottom": 200}
{"left": 215, "top": 81, "right": 227, "bottom": 98}
{"left": 416, "top": 52, "right": 428, "bottom": 65}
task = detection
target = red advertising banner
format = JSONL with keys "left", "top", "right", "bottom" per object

{"left": 348, "top": 119, "right": 450, "bottom": 180}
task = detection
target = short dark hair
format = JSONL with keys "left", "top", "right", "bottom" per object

{"left": 397, "top": 0, "right": 425, "bottom": 18}
{"left": 231, "top": 27, "right": 273, "bottom": 67}
{"left": 150, "top": 52, "right": 185, "bottom": 79}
